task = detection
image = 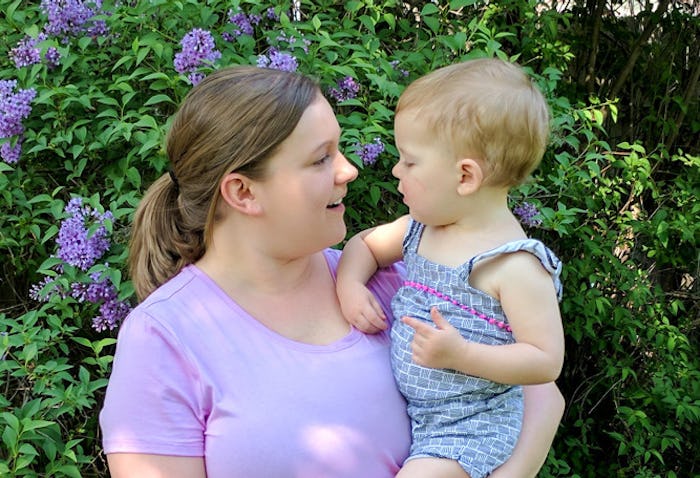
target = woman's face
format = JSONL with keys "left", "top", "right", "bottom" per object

{"left": 254, "top": 94, "right": 358, "bottom": 256}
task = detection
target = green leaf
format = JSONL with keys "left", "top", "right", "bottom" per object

{"left": 144, "top": 94, "right": 175, "bottom": 106}
{"left": 421, "top": 3, "right": 440, "bottom": 15}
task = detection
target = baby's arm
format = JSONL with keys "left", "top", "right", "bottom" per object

{"left": 403, "top": 252, "right": 564, "bottom": 384}
{"left": 337, "top": 215, "right": 409, "bottom": 333}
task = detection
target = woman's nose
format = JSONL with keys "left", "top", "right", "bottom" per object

{"left": 336, "top": 153, "right": 358, "bottom": 183}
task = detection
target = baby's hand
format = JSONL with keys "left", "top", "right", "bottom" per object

{"left": 402, "top": 307, "right": 465, "bottom": 369}
{"left": 338, "top": 282, "right": 387, "bottom": 334}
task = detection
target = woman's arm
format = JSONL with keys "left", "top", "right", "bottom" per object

{"left": 107, "top": 454, "right": 206, "bottom": 478}
{"left": 490, "top": 382, "right": 565, "bottom": 478}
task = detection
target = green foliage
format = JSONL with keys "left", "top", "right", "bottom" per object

{"left": 0, "top": 0, "right": 697, "bottom": 476}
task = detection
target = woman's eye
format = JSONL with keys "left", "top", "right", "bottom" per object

{"left": 314, "top": 154, "right": 331, "bottom": 165}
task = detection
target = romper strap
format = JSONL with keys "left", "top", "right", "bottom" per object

{"left": 401, "top": 218, "right": 424, "bottom": 254}
{"left": 467, "top": 239, "right": 563, "bottom": 301}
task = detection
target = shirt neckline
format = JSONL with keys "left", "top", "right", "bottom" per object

{"left": 184, "top": 251, "right": 362, "bottom": 353}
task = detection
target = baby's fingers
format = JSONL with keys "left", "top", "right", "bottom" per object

{"left": 362, "top": 310, "right": 387, "bottom": 332}
{"left": 352, "top": 314, "right": 386, "bottom": 334}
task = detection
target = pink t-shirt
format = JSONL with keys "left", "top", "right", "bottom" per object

{"left": 100, "top": 249, "right": 411, "bottom": 477}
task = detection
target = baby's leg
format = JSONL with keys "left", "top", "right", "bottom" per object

{"left": 397, "top": 457, "right": 471, "bottom": 478}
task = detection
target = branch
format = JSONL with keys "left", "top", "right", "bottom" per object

{"left": 608, "top": 0, "right": 672, "bottom": 99}
{"left": 664, "top": 53, "right": 700, "bottom": 151}
{"left": 585, "top": 0, "right": 606, "bottom": 95}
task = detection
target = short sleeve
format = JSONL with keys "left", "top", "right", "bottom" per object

{"left": 366, "top": 262, "right": 406, "bottom": 325}
{"left": 100, "top": 308, "right": 206, "bottom": 456}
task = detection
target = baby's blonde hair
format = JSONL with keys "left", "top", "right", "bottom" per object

{"left": 396, "top": 58, "right": 550, "bottom": 187}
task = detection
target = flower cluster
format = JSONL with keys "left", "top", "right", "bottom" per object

{"left": 71, "top": 272, "right": 131, "bottom": 331}
{"left": 56, "top": 197, "right": 114, "bottom": 270}
{"left": 31, "top": 271, "right": 131, "bottom": 331}
{"left": 257, "top": 49, "right": 298, "bottom": 72}
{"left": 9, "top": 36, "right": 42, "bottom": 68}
{"left": 0, "top": 80, "right": 37, "bottom": 164}
{"left": 274, "top": 31, "right": 310, "bottom": 54}
{"left": 513, "top": 201, "right": 543, "bottom": 227}
{"left": 223, "top": 8, "right": 260, "bottom": 40}
{"left": 41, "top": 0, "right": 108, "bottom": 39}
{"left": 328, "top": 76, "right": 360, "bottom": 102}
{"left": 174, "top": 28, "right": 221, "bottom": 85}
{"left": 8, "top": 34, "right": 62, "bottom": 70}
{"left": 30, "top": 197, "right": 130, "bottom": 331}
{"left": 354, "top": 137, "right": 385, "bottom": 166}
{"left": 10, "top": 0, "right": 107, "bottom": 72}
{"left": 29, "top": 276, "right": 66, "bottom": 302}
{"left": 390, "top": 60, "right": 409, "bottom": 78}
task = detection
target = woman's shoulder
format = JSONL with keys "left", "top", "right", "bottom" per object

{"left": 125, "top": 265, "right": 220, "bottom": 331}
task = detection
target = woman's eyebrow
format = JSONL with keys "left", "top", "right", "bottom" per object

{"left": 310, "top": 139, "right": 333, "bottom": 155}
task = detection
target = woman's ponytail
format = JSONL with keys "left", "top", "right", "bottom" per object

{"left": 128, "top": 174, "right": 204, "bottom": 301}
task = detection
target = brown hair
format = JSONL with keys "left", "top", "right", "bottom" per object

{"left": 395, "top": 58, "right": 550, "bottom": 187}
{"left": 129, "top": 66, "right": 320, "bottom": 301}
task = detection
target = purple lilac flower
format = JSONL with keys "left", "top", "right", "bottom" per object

{"left": 93, "top": 297, "right": 131, "bottom": 331}
{"left": 227, "top": 10, "right": 255, "bottom": 38}
{"left": 514, "top": 201, "right": 542, "bottom": 227}
{"left": 390, "top": 60, "right": 409, "bottom": 78}
{"left": 85, "top": 19, "right": 109, "bottom": 37}
{"left": 256, "top": 49, "right": 298, "bottom": 72}
{"left": 275, "top": 31, "right": 311, "bottom": 54}
{"left": 328, "top": 76, "right": 360, "bottom": 102}
{"left": 29, "top": 276, "right": 63, "bottom": 302}
{"left": 266, "top": 7, "right": 279, "bottom": 21}
{"left": 41, "top": 0, "right": 108, "bottom": 38}
{"left": 1, "top": 140, "right": 22, "bottom": 164}
{"left": 56, "top": 197, "right": 114, "bottom": 270}
{"left": 0, "top": 80, "right": 36, "bottom": 164}
{"left": 9, "top": 35, "right": 45, "bottom": 68}
{"left": 355, "top": 137, "right": 385, "bottom": 166}
{"left": 45, "top": 47, "right": 61, "bottom": 69}
{"left": 9, "top": 34, "right": 62, "bottom": 70}
{"left": 173, "top": 28, "right": 221, "bottom": 83}
{"left": 0, "top": 80, "right": 37, "bottom": 139}
{"left": 69, "top": 271, "right": 131, "bottom": 330}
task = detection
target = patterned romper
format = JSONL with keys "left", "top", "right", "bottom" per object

{"left": 391, "top": 219, "right": 563, "bottom": 478}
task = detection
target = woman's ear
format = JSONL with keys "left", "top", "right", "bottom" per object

{"left": 456, "top": 158, "right": 484, "bottom": 195}
{"left": 219, "top": 173, "right": 263, "bottom": 216}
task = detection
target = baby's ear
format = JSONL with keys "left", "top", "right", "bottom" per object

{"left": 456, "top": 158, "right": 484, "bottom": 195}
{"left": 219, "top": 172, "right": 263, "bottom": 216}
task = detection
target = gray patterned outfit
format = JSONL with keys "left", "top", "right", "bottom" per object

{"left": 390, "top": 219, "right": 563, "bottom": 478}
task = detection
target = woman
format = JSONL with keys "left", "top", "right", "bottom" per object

{"left": 100, "top": 66, "right": 564, "bottom": 478}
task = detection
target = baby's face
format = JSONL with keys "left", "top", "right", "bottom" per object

{"left": 391, "top": 111, "right": 463, "bottom": 225}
